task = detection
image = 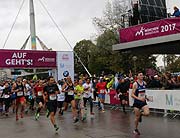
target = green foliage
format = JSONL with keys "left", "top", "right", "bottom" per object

{"left": 74, "top": 39, "right": 96, "bottom": 74}
{"left": 165, "top": 55, "right": 180, "bottom": 72}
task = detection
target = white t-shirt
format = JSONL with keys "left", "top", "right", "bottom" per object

{"left": 83, "top": 83, "right": 92, "bottom": 98}
{"left": 57, "top": 84, "right": 65, "bottom": 101}
{"left": 25, "top": 83, "right": 32, "bottom": 96}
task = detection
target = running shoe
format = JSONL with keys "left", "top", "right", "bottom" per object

{"left": 133, "top": 129, "right": 140, "bottom": 135}
{"left": 25, "top": 109, "right": 28, "bottom": 114}
{"left": 46, "top": 110, "right": 50, "bottom": 118}
{"left": 101, "top": 110, "right": 105, "bottom": 113}
{"left": 5, "top": 113, "right": 9, "bottom": 117}
{"left": 90, "top": 112, "right": 95, "bottom": 115}
{"left": 35, "top": 113, "right": 40, "bottom": 120}
{"left": 60, "top": 110, "right": 64, "bottom": 115}
{"left": 54, "top": 124, "right": 59, "bottom": 131}
{"left": 73, "top": 118, "right": 79, "bottom": 123}
{"left": 81, "top": 116, "right": 86, "bottom": 121}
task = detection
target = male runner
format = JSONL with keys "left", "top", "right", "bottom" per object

{"left": 2, "top": 82, "right": 11, "bottom": 116}
{"left": 34, "top": 80, "right": 45, "bottom": 120}
{"left": 75, "top": 79, "right": 85, "bottom": 121}
{"left": 83, "top": 78, "right": 94, "bottom": 115}
{"left": 12, "top": 76, "right": 26, "bottom": 121}
{"left": 96, "top": 77, "right": 107, "bottom": 112}
{"left": 131, "top": 72, "right": 150, "bottom": 135}
{"left": 44, "top": 76, "right": 59, "bottom": 131}
{"left": 57, "top": 80, "right": 65, "bottom": 115}
{"left": 116, "top": 76, "right": 129, "bottom": 113}
{"left": 0, "top": 82, "right": 5, "bottom": 115}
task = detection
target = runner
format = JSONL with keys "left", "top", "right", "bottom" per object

{"left": 2, "top": 82, "right": 11, "bottom": 116}
{"left": 75, "top": 79, "right": 85, "bottom": 121}
{"left": 116, "top": 76, "right": 129, "bottom": 113}
{"left": 57, "top": 80, "right": 65, "bottom": 115}
{"left": 62, "top": 75, "right": 79, "bottom": 123}
{"left": 92, "top": 78, "right": 100, "bottom": 109}
{"left": 83, "top": 78, "right": 94, "bottom": 115}
{"left": 96, "top": 77, "right": 107, "bottom": 112}
{"left": 23, "top": 79, "right": 34, "bottom": 113}
{"left": 44, "top": 76, "right": 59, "bottom": 131}
{"left": 34, "top": 80, "right": 45, "bottom": 120}
{"left": 131, "top": 72, "right": 150, "bottom": 135}
{"left": 10, "top": 81, "right": 16, "bottom": 114}
{"left": 0, "top": 82, "right": 5, "bottom": 115}
{"left": 12, "top": 76, "right": 26, "bottom": 121}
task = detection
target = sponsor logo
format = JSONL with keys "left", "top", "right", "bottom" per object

{"left": 60, "top": 63, "right": 65, "bottom": 68}
{"left": 135, "top": 27, "right": 145, "bottom": 36}
{"left": 135, "top": 26, "right": 159, "bottom": 37}
{"left": 38, "top": 57, "right": 55, "bottom": 63}
{"left": 62, "top": 54, "right": 69, "bottom": 60}
{"left": 166, "top": 94, "right": 173, "bottom": 106}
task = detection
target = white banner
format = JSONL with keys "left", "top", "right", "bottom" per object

{"left": 57, "top": 51, "right": 74, "bottom": 81}
{"left": 129, "top": 89, "right": 180, "bottom": 111}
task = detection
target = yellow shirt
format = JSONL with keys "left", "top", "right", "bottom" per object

{"left": 75, "top": 85, "right": 84, "bottom": 99}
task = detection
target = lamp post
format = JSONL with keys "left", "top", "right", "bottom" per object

{"left": 132, "top": 56, "right": 137, "bottom": 75}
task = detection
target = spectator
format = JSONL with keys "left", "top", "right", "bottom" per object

{"left": 147, "top": 75, "right": 162, "bottom": 89}
{"left": 172, "top": 6, "right": 180, "bottom": 17}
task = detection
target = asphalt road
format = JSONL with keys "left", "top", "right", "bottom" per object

{"left": 0, "top": 107, "right": 179, "bottom": 138}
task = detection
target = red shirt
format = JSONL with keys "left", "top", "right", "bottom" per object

{"left": 96, "top": 82, "right": 107, "bottom": 94}
{"left": 34, "top": 85, "right": 44, "bottom": 97}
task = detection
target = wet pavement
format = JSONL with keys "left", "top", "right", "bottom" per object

{"left": 0, "top": 107, "right": 180, "bottom": 138}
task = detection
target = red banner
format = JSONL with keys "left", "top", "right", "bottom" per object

{"left": 119, "top": 17, "right": 180, "bottom": 43}
{"left": 0, "top": 49, "right": 56, "bottom": 68}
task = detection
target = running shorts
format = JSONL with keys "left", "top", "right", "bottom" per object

{"left": 133, "top": 102, "right": 147, "bottom": 109}
{"left": 36, "top": 97, "right": 44, "bottom": 104}
{"left": 16, "top": 97, "right": 25, "bottom": 104}
{"left": 98, "top": 94, "right": 105, "bottom": 100}
{"left": 46, "top": 101, "right": 57, "bottom": 114}
{"left": 65, "top": 95, "right": 74, "bottom": 103}
{"left": 57, "top": 101, "right": 64, "bottom": 108}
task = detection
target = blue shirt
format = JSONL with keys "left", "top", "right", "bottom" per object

{"left": 134, "top": 81, "right": 146, "bottom": 104}
{"left": 173, "top": 9, "right": 180, "bottom": 17}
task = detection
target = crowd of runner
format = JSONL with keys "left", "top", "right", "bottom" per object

{"left": 0, "top": 71, "right": 156, "bottom": 135}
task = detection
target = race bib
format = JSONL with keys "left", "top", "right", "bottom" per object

{"left": 49, "top": 95, "right": 56, "bottom": 100}
{"left": 38, "top": 91, "right": 43, "bottom": 96}
{"left": 100, "top": 89, "right": 105, "bottom": 94}
{"left": 4, "top": 95, "right": 10, "bottom": 98}
{"left": 68, "top": 91, "right": 74, "bottom": 95}
{"left": 17, "top": 91, "right": 23, "bottom": 96}
{"left": 138, "top": 92, "right": 145, "bottom": 98}
{"left": 57, "top": 95, "right": 65, "bottom": 101}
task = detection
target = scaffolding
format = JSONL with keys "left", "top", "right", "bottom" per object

{"left": 139, "top": 0, "right": 167, "bottom": 23}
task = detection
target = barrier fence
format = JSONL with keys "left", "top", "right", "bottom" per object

{"left": 103, "top": 89, "right": 180, "bottom": 118}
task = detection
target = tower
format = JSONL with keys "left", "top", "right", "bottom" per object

{"left": 30, "top": 0, "right": 37, "bottom": 50}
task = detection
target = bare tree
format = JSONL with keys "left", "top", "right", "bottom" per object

{"left": 93, "top": 0, "right": 131, "bottom": 33}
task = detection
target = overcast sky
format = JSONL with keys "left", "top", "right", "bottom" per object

{"left": 0, "top": 0, "right": 179, "bottom": 52}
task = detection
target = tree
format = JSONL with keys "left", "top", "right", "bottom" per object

{"left": 93, "top": 0, "right": 129, "bottom": 32}
{"left": 74, "top": 40, "right": 96, "bottom": 74}
{"left": 165, "top": 55, "right": 180, "bottom": 72}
